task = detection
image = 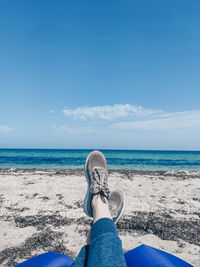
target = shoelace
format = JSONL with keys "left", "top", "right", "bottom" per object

{"left": 90, "top": 167, "right": 110, "bottom": 202}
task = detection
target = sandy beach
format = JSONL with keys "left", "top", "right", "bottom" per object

{"left": 0, "top": 168, "right": 199, "bottom": 266}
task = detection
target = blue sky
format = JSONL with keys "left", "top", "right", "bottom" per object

{"left": 0, "top": 0, "right": 200, "bottom": 150}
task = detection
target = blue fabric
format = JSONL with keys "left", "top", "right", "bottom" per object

{"left": 124, "top": 244, "right": 193, "bottom": 267}
{"left": 15, "top": 251, "right": 73, "bottom": 267}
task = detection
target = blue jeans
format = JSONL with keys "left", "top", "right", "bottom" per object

{"left": 72, "top": 218, "right": 127, "bottom": 267}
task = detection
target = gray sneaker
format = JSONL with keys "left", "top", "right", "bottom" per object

{"left": 83, "top": 150, "right": 110, "bottom": 217}
{"left": 109, "top": 190, "right": 125, "bottom": 224}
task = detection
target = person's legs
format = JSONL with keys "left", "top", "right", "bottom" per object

{"left": 72, "top": 194, "right": 112, "bottom": 266}
{"left": 72, "top": 151, "right": 126, "bottom": 267}
{"left": 72, "top": 193, "right": 126, "bottom": 267}
{"left": 86, "top": 194, "right": 127, "bottom": 267}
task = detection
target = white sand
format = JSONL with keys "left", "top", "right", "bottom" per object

{"left": 0, "top": 169, "right": 199, "bottom": 266}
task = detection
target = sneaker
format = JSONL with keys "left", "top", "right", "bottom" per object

{"left": 109, "top": 190, "right": 125, "bottom": 224}
{"left": 83, "top": 150, "right": 110, "bottom": 217}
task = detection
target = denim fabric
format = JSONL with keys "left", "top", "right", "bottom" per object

{"left": 72, "top": 218, "right": 127, "bottom": 267}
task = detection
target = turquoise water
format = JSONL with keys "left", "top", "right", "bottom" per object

{"left": 0, "top": 149, "right": 200, "bottom": 170}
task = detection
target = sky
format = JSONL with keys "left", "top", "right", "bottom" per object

{"left": 0, "top": 0, "right": 200, "bottom": 150}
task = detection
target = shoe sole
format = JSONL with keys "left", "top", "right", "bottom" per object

{"left": 112, "top": 192, "right": 126, "bottom": 224}
{"left": 83, "top": 152, "right": 93, "bottom": 217}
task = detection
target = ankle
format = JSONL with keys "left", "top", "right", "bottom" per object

{"left": 92, "top": 194, "right": 112, "bottom": 224}
{"left": 92, "top": 194, "right": 108, "bottom": 209}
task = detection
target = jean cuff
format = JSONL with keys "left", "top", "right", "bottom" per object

{"left": 91, "top": 218, "right": 117, "bottom": 241}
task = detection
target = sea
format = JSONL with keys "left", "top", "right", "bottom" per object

{"left": 0, "top": 149, "right": 200, "bottom": 171}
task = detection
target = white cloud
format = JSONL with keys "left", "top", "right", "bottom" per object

{"left": 0, "top": 125, "right": 14, "bottom": 133}
{"left": 111, "top": 110, "right": 200, "bottom": 131}
{"left": 49, "top": 109, "right": 55, "bottom": 113}
{"left": 61, "top": 104, "right": 200, "bottom": 133}
{"left": 53, "top": 108, "right": 200, "bottom": 149}
{"left": 63, "top": 104, "right": 161, "bottom": 120}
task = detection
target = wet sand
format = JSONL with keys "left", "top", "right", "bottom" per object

{"left": 0, "top": 168, "right": 199, "bottom": 266}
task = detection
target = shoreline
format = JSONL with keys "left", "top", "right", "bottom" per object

{"left": 1, "top": 167, "right": 200, "bottom": 176}
{"left": 0, "top": 168, "right": 199, "bottom": 266}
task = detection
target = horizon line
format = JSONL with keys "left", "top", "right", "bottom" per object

{"left": 0, "top": 148, "right": 200, "bottom": 152}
